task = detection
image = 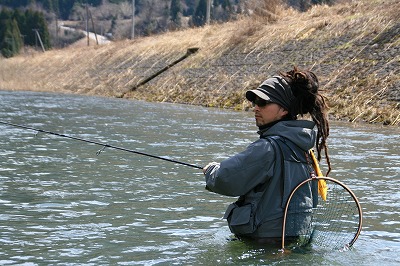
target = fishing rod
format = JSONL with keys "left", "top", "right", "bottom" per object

{"left": 0, "top": 121, "right": 203, "bottom": 170}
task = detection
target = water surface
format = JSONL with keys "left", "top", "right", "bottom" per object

{"left": 0, "top": 91, "right": 399, "bottom": 265}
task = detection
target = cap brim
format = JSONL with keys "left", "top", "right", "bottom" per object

{"left": 245, "top": 89, "right": 271, "bottom": 102}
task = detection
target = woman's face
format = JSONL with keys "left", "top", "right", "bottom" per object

{"left": 252, "top": 97, "right": 288, "bottom": 127}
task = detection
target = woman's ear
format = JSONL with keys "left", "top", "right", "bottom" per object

{"left": 280, "top": 108, "right": 289, "bottom": 117}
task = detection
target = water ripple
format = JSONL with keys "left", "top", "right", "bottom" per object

{"left": 0, "top": 91, "right": 399, "bottom": 265}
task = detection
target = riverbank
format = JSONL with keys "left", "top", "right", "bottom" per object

{"left": 0, "top": 0, "right": 399, "bottom": 125}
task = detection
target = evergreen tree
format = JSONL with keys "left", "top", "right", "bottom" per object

{"left": 312, "top": 0, "right": 335, "bottom": 4}
{"left": 13, "top": 9, "right": 27, "bottom": 38}
{"left": 0, "top": 17, "right": 23, "bottom": 57}
{"left": 41, "top": 0, "right": 53, "bottom": 11}
{"left": 170, "top": 0, "right": 182, "bottom": 27}
{"left": 299, "top": 0, "right": 311, "bottom": 11}
{"left": 19, "top": 9, "right": 51, "bottom": 49}
{"left": 0, "top": 0, "right": 29, "bottom": 8}
{"left": 192, "top": 0, "right": 207, "bottom": 26}
{"left": 36, "top": 10, "right": 51, "bottom": 49}
{"left": 213, "top": 0, "right": 232, "bottom": 21}
{"left": 58, "top": 0, "right": 76, "bottom": 20}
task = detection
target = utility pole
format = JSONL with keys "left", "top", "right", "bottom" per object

{"left": 206, "top": 0, "right": 211, "bottom": 25}
{"left": 88, "top": 8, "right": 99, "bottom": 45}
{"left": 86, "top": 3, "right": 89, "bottom": 46}
{"left": 21, "top": 34, "right": 26, "bottom": 54}
{"left": 32, "top": 29, "right": 45, "bottom": 52}
{"left": 55, "top": 13, "right": 59, "bottom": 47}
{"left": 131, "top": 0, "right": 135, "bottom": 39}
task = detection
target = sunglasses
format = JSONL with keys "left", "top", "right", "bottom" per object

{"left": 251, "top": 98, "right": 270, "bottom": 107}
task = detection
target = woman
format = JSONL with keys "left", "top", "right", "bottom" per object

{"left": 203, "top": 67, "right": 331, "bottom": 243}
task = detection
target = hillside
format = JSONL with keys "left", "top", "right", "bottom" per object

{"left": 0, "top": 0, "right": 399, "bottom": 125}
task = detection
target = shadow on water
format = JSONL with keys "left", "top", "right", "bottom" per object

{"left": 0, "top": 91, "right": 399, "bottom": 265}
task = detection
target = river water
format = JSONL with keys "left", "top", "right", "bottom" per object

{"left": 0, "top": 90, "right": 399, "bottom": 265}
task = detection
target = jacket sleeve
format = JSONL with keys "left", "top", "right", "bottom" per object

{"left": 204, "top": 138, "right": 276, "bottom": 197}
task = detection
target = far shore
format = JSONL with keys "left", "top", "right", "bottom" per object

{"left": 1, "top": 0, "right": 398, "bottom": 126}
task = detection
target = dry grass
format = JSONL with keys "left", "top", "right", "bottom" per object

{"left": 328, "top": 72, "right": 400, "bottom": 126}
{"left": 0, "top": 0, "right": 399, "bottom": 125}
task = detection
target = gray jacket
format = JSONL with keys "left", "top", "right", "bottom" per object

{"left": 204, "top": 120, "right": 318, "bottom": 238}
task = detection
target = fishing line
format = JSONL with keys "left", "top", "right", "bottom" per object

{"left": 0, "top": 121, "right": 203, "bottom": 170}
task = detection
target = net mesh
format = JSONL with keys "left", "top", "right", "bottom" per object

{"left": 284, "top": 178, "right": 361, "bottom": 250}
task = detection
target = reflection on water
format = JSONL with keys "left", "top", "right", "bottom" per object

{"left": 0, "top": 90, "right": 399, "bottom": 265}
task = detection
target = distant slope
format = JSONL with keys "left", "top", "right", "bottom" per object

{"left": 0, "top": 0, "right": 399, "bottom": 125}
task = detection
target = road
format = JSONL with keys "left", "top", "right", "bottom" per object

{"left": 60, "top": 25, "right": 111, "bottom": 45}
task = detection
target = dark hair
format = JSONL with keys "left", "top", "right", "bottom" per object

{"left": 280, "top": 67, "right": 331, "bottom": 176}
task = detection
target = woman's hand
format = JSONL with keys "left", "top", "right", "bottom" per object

{"left": 203, "top": 162, "right": 219, "bottom": 174}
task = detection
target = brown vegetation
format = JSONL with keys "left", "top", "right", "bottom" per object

{"left": 0, "top": 0, "right": 399, "bottom": 125}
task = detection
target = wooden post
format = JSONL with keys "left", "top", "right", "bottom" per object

{"left": 127, "top": 48, "right": 199, "bottom": 93}
{"left": 33, "top": 29, "right": 45, "bottom": 52}
{"left": 88, "top": 9, "right": 99, "bottom": 45}
{"left": 206, "top": 0, "right": 211, "bottom": 25}
{"left": 131, "top": 0, "right": 135, "bottom": 39}
{"left": 86, "top": 4, "right": 89, "bottom": 46}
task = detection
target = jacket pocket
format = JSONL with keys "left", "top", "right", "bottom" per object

{"left": 224, "top": 203, "right": 256, "bottom": 235}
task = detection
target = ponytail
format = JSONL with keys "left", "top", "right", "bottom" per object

{"left": 280, "top": 67, "right": 331, "bottom": 176}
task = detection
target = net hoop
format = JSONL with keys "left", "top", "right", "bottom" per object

{"left": 281, "top": 176, "right": 363, "bottom": 250}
